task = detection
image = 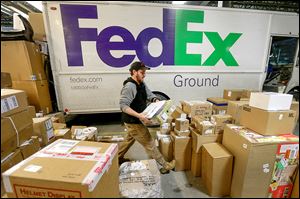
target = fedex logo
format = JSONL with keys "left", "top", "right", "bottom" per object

{"left": 60, "top": 4, "right": 242, "bottom": 67}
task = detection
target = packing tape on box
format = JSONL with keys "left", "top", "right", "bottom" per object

{"left": 82, "top": 143, "right": 118, "bottom": 192}
{"left": 4, "top": 116, "right": 20, "bottom": 147}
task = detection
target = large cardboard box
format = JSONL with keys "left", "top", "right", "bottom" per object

{"left": 211, "top": 114, "right": 233, "bottom": 134}
{"left": 223, "top": 89, "right": 244, "bottom": 101}
{"left": 170, "top": 132, "right": 191, "bottom": 171}
{"left": 222, "top": 124, "right": 299, "bottom": 198}
{"left": 1, "top": 89, "right": 28, "bottom": 117}
{"left": 181, "top": 100, "right": 212, "bottom": 118}
{"left": 119, "top": 159, "right": 161, "bottom": 198}
{"left": 190, "top": 127, "right": 223, "bottom": 177}
{"left": 12, "top": 80, "right": 52, "bottom": 114}
{"left": 207, "top": 97, "right": 228, "bottom": 115}
{"left": 19, "top": 136, "right": 40, "bottom": 159}
{"left": 32, "top": 117, "right": 55, "bottom": 146}
{"left": 240, "top": 105, "right": 296, "bottom": 135}
{"left": 1, "top": 150, "right": 23, "bottom": 174}
{"left": 227, "top": 100, "right": 249, "bottom": 124}
{"left": 2, "top": 139, "right": 120, "bottom": 198}
{"left": 1, "top": 41, "right": 46, "bottom": 81}
{"left": 29, "top": 13, "right": 46, "bottom": 42}
{"left": 202, "top": 143, "right": 233, "bottom": 197}
{"left": 1, "top": 72, "right": 12, "bottom": 88}
{"left": 249, "top": 92, "right": 293, "bottom": 111}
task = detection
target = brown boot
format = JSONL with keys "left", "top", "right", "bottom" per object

{"left": 160, "top": 160, "right": 175, "bottom": 174}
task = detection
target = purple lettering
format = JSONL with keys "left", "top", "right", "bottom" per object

{"left": 60, "top": 4, "right": 98, "bottom": 66}
{"left": 96, "top": 26, "right": 135, "bottom": 67}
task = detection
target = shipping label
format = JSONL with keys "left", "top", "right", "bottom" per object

{"left": 1, "top": 96, "right": 18, "bottom": 114}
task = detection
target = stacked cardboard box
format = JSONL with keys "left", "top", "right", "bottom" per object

{"left": 2, "top": 139, "right": 120, "bottom": 198}
{"left": 223, "top": 124, "right": 299, "bottom": 198}
{"left": 226, "top": 100, "right": 249, "bottom": 124}
{"left": 32, "top": 117, "right": 55, "bottom": 146}
{"left": 202, "top": 143, "right": 233, "bottom": 197}
{"left": 207, "top": 97, "right": 228, "bottom": 115}
{"left": 211, "top": 114, "right": 233, "bottom": 134}
{"left": 1, "top": 40, "right": 52, "bottom": 114}
{"left": 156, "top": 132, "right": 173, "bottom": 162}
{"left": 190, "top": 127, "right": 222, "bottom": 177}
{"left": 181, "top": 100, "right": 213, "bottom": 118}
{"left": 223, "top": 89, "right": 244, "bottom": 101}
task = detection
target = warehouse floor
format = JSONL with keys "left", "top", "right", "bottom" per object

{"left": 76, "top": 113, "right": 299, "bottom": 198}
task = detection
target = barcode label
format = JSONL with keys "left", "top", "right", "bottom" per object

{"left": 1, "top": 96, "right": 19, "bottom": 114}
{"left": 45, "top": 119, "right": 53, "bottom": 130}
{"left": 47, "top": 128, "right": 54, "bottom": 141}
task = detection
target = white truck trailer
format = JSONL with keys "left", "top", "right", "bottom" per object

{"left": 43, "top": 1, "right": 299, "bottom": 114}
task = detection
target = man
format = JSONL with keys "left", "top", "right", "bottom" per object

{"left": 119, "top": 61, "right": 175, "bottom": 174}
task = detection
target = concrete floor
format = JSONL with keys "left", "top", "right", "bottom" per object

{"left": 66, "top": 113, "right": 299, "bottom": 198}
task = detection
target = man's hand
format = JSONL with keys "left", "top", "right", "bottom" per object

{"left": 138, "top": 113, "right": 153, "bottom": 125}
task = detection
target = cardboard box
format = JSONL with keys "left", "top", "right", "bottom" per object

{"left": 1, "top": 72, "right": 12, "bottom": 88}
{"left": 170, "top": 106, "right": 186, "bottom": 119}
{"left": 54, "top": 129, "right": 72, "bottom": 140}
{"left": 29, "top": 13, "right": 46, "bottom": 41}
{"left": 46, "top": 112, "right": 65, "bottom": 123}
{"left": 227, "top": 100, "right": 249, "bottom": 124}
{"left": 175, "top": 118, "right": 189, "bottom": 131}
{"left": 207, "top": 97, "right": 228, "bottom": 115}
{"left": 32, "top": 117, "right": 55, "bottom": 146}
{"left": 119, "top": 159, "right": 161, "bottom": 198}
{"left": 242, "top": 89, "right": 259, "bottom": 98}
{"left": 291, "top": 171, "right": 299, "bottom": 198}
{"left": 291, "top": 101, "right": 299, "bottom": 131}
{"left": 170, "top": 131, "right": 191, "bottom": 171}
{"left": 12, "top": 80, "right": 53, "bottom": 114}
{"left": 28, "top": 106, "right": 36, "bottom": 118}
{"left": 158, "top": 136, "right": 173, "bottom": 162}
{"left": 195, "top": 120, "right": 215, "bottom": 135}
{"left": 53, "top": 123, "right": 67, "bottom": 130}
{"left": 142, "top": 100, "right": 173, "bottom": 125}
{"left": 222, "top": 124, "right": 299, "bottom": 198}
{"left": 1, "top": 41, "right": 46, "bottom": 81}
{"left": 1, "top": 150, "right": 23, "bottom": 174}
{"left": 240, "top": 105, "right": 296, "bottom": 135}
{"left": 2, "top": 139, "right": 120, "bottom": 198}
{"left": 19, "top": 136, "right": 40, "bottom": 159}
{"left": 223, "top": 89, "right": 244, "bottom": 101}
{"left": 1, "top": 108, "right": 34, "bottom": 157}
{"left": 191, "top": 151, "right": 202, "bottom": 177}
{"left": 202, "top": 143, "right": 233, "bottom": 197}
{"left": 160, "top": 123, "right": 171, "bottom": 134}
{"left": 211, "top": 114, "right": 233, "bottom": 134}
{"left": 190, "top": 127, "right": 223, "bottom": 153}
{"left": 181, "top": 100, "right": 212, "bottom": 117}
{"left": 174, "top": 128, "right": 190, "bottom": 137}
{"left": 249, "top": 92, "right": 293, "bottom": 111}
{"left": 71, "top": 126, "right": 97, "bottom": 141}
{"left": 1, "top": 89, "right": 28, "bottom": 117}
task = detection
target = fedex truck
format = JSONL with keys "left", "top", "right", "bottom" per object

{"left": 43, "top": 1, "right": 299, "bottom": 114}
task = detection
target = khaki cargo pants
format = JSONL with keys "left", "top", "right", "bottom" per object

{"left": 118, "top": 123, "right": 166, "bottom": 166}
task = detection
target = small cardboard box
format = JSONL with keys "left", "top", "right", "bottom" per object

{"left": 207, "top": 97, "right": 228, "bottom": 115}
{"left": 46, "top": 112, "right": 65, "bottom": 123}
{"left": 223, "top": 89, "right": 244, "bottom": 101}
{"left": 170, "top": 106, "right": 186, "bottom": 119}
{"left": 19, "top": 136, "right": 40, "bottom": 159}
{"left": 170, "top": 131, "right": 191, "bottom": 171}
{"left": 240, "top": 105, "right": 296, "bottom": 135}
{"left": 53, "top": 123, "right": 67, "bottom": 130}
{"left": 223, "top": 124, "right": 299, "bottom": 198}
{"left": 242, "top": 89, "right": 258, "bottom": 98}
{"left": 2, "top": 139, "right": 120, "bottom": 198}
{"left": 175, "top": 118, "right": 189, "bottom": 131}
{"left": 202, "top": 143, "right": 233, "bottom": 197}
{"left": 195, "top": 120, "right": 215, "bottom": 135}
{"left": 174, "top": 128, "right": 190, "bottom": 137}
{"left": 181, "top": 100, "right": 212, "bottom": 117}
{"left": 1, "top": 72, "right": 12, "bottom": 88}
{"left": 249, "top": 92, "right": 293, "bottom": 111}
{"left": 158, "top": 136, "right": 173, "bottom": 162}
{"left": 227, "top": 100, "right": 249, "bottom": 124}
{"left": 1, "top": 89, "right": 28, "bottom": 117}
{"left": 211, "top": 114, "right": 233, "bottom": 134}
{"left": 32, "top": 117, "right": 55, "bottom": 146}
{"left": 54, "top": 129, "right": 72, "bottom": 140}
